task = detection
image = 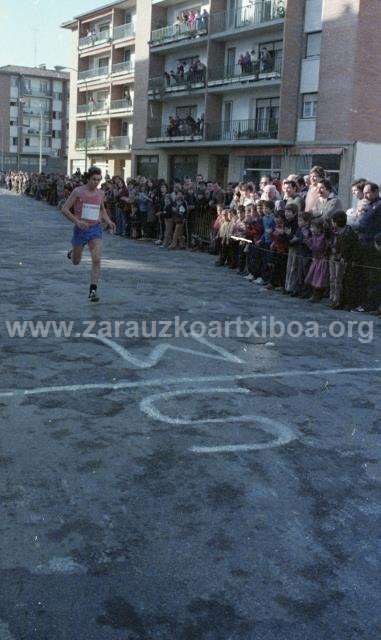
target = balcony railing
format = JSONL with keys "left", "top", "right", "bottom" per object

{"left": 148, "top": 70, "right": 206, "bottom": 93}
{"left": 75, "top": 137, "right": 131, "bottom": 151}
{"left": 208, "top": 52, "right": 283, "bottom": 86}
{"left": 113, "top": 22, "right": 135, "bottom": 40}
{"left": 150, "top": 17, "right": 208, "bottom": 47}
{"left": 78, "top": 66, "right": 109, "bottom": 81}
{"left": 79, "top": 31, "right": 111, "bottom": 49}
{"left": 110, "top": 99, "right": 133, "bottom": 112}
{"left": 109, "top": 136, "right": 131, "bottom": 150}
{"left": 112, "top": 61, "right": 134, "bottom": 75}
{"left": 210, "top": 0, "right": 285, "bottom": 34}
{"left": 22, "top": 108, "right": 51, "bottom": 117}
{"left": 77, "top": 100, "right": 108, "bottom": 115}
{"left": 147, "top": 121, "right": 204, "bottom": 141}
{"left": 205, "top": 118, "right": 279, "bottom": 141}
{"left": 22, "top": 87, "right": 52, "bottom": 98}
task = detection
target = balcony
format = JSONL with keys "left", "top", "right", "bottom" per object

{"left": 109, "top": 136, "right": 131, "bottom": 150}
{"left": 78, "top": 31, "right": 111, "bottom": 49}
{"left": 22, "top": 108, "right": 51, "bottom": 117}
{"left": 210, "top": 0, "right": 285, "bottom": 35}
{"left": 22, "top": 87, "right": 52, "bottom": 98}
{"left": 147, "top": 121, "right": 204, "bottom": 143}
{"left": 22, "top": 146, "right": 52, "bottom": 154}
{"left": 205, "top": 118, "right": 278, "bottom": 142}
{"left": 208, "top": 53, "right": 282, "bottom": 90}
{"left": 150, "top": 18, "right": 208, "bottom": 48}
{"left": 113, "top": 23, "right": 135, "bottom": 41}
{"left": 148, "top": 70, "right": 206, "bottom": 96}
{"left": 75, "top": 137, "right": 131, "bottom": 151}
{"left": 109, "top": 99, "right": 133, "bottom": 113}
{"left": 77, "top": 101, "right": 108, "bottom": 115}
{"left": 78, "top": 66, "right": 109, "bottom": 82}
{"left": 111, "top": 61, "right": 134, "bottom": 76}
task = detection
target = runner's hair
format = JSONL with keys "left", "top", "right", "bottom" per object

{"left": 87, "top": 166, "right": 102, "bottom": 180}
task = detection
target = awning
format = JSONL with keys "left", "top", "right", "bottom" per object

{"left": 290, "top": 147, "right": 344, "bottom": 156}
{"left": 231, "top": 147, "right": 287, "bottom": 157}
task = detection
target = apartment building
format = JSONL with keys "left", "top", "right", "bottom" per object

{"left": 0, "top": 65, "right": 69, "bottom": 172}
{"left": 63, "top": 0, "right": 381, "bottom": 205}
{"left": 62, "top": 1, "right": 137, "bottom": 179}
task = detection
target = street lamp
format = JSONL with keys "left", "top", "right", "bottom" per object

{"left": 17, "top": 97, "right": 26, "bottom": 170}
{"left": 39, "top": 103, "right": 44, "bottom": 173}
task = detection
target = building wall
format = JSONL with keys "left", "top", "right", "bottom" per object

{"left": 351, "top": 0, "right": 381, "bottom": 142}
{"left": 0, "top": 75, "right": 11, "bottom": 166}
{"left": 315, "top": 0, "right": 360, "bottom": 142}
{"left": 278, "top": 0, "right": 304, "bottom": 142}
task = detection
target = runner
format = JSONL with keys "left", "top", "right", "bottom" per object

{"left": 61, "top": 166, "right": 116, "bottom": 302}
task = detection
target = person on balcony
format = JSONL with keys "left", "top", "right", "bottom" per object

{"left": 201, "top": 8, "right": 209, "bottom": 31}
{"left": 260, "top": 47, "right": 273, "bottom": 73}
{"left": 188, "top": 10, "right": 197, "bottom": 33}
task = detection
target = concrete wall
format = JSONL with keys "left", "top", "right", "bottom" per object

{"left": 353, "top": 141, "right": 381, "bottom": 184}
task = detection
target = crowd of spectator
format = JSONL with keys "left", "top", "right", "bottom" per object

{"left": 164, "top": 59, "right": 206, "bottom": 88}
{"left": 166, "top": 113, "right": 204, "bottom": 137}
{"left": 237, "top": 47, "right": 274, "bottom": 75}
{"left": 1, "top": 165, "right": 380, "bottom": 315}
{"left": 173, "top": 8, "right": 209, "bottom": 35}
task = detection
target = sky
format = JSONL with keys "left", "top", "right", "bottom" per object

{"left": 0, "top": 0, "right": 111, "bottom": 70}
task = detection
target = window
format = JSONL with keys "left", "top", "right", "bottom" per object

{"left": 99, "top": 22, "right": 110, "bottom": 36}
{"left": 10, "top": 100, "right": 17, "bottom": 107}
{"left": 53, "top": 92, "right": 63, "bottom": 100}
{"left": 40, "top": 81, "right": 49, "bottom": 93}
{"left": 10, "top": 120, "right": 17, "bottom": 126}
{"left": 255, "top": 98, "right": 280, "bottom": 132}
{"left": 243, "top": 155, "right": 281, "bottom": 184}
{"left": 52, "top": 111, "right": 62, "bottom": 120}
{"left": 124, "top": 49, "right": 131, "bottom": 62}
{"left": 52, "top": 130, "right": 61, "bottom": 139}
{"left": 24, "top": 138, "right": 30, "bottom": 146}
{"left": 306, "top": 32, "right": 321, "bottom": 57}
{"left": 302, "top": 93, "right": 318, "bottom": 118}
{"left": 12, "top": 137, "right": 18, "bottom": 145}
{"left": 96, "top": 127, "right": 107, "bottom": 141}
{"left": 176, "top": 105, "right": 197, "bottom": 119}
{"left": 11, "top": 76, "right": 18, "bottom": 87}
{"left": 125, "top": 12, "right": 132, "bottom": 23}
{"left": 98, "top": 57, "right": 109, "bottom": 70}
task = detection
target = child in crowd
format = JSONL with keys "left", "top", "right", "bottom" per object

{"left": 215, "top": 209, "right": 231, "bottom": 266}
{"left": 253, "top": 200, "right": 276, "bottom": 285}
{"left": 229, "top": 205, "right": 246, "bottom": 269}
{"left": 329, "top": 210, "right": 361, "bottom": 309}
{"left": 244, "top": 204, "right": 264, "bottom": 280}
{"left": 285, "top": 211, "right": 312, "bottom": 297}
{"left": 304, "top": 219, "right": 329, "bottom": 302}
{"left": 266, "top": 212, "right": 289, "bottom": 290}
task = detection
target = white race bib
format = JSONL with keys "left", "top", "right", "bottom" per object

{"left": 82, "top": 203, "right": 100, "bottom": 221}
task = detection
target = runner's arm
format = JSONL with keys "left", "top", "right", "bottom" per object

{"left": 61, "top": 191, "right": 80, "bottom": 224}
{"left": 100, "top": 197, "right": 116, "bottom": 233}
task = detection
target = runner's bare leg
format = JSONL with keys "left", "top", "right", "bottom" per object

{"left": 88, "top": 238, "right": 102, "bottom": 285}
{"left": 71, "top": 245, "right": 84, "bottom": 265}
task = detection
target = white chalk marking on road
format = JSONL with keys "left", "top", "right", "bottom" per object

{"left": 0, "top": 366, "right": 380, "bottom": 400}
{"left": 85, "top": 333, "right": 244, "bottom": 367}
{"left": 33, "top": 557, "right": 87, "bottom": 575}
{"left": 140, "top": 387, "right": 296, "bottom": 452}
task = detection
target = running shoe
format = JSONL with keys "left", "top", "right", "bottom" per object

{"left": 89, "top": 289, "right": 100, "bottom": 303}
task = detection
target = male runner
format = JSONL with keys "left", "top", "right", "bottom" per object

{"left": 62, "top": 166, "right": 115, "bottom": 302}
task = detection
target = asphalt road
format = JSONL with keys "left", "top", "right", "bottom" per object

{"left": 0, "top": 189, "right": 380, "bottom": 640}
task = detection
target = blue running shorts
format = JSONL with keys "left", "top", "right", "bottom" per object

{"left": 71, "top": 223, "right": 102, "bottom": 246}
